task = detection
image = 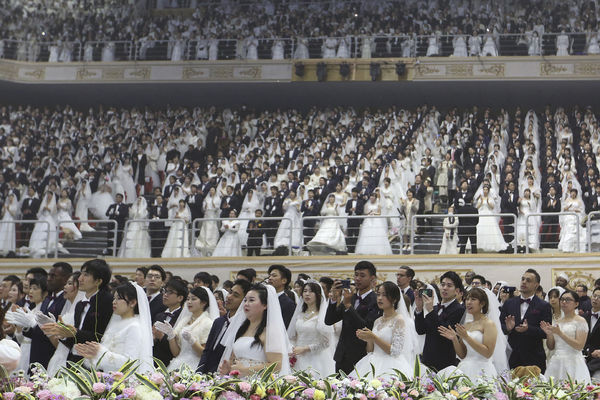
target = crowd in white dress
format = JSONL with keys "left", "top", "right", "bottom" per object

{"left": 2, "top": 0, "right": 600, "bottom": 61}
{"left": 0, "top": 103, "right": 600, "bottom": 257}
{"left": 0, "top": 261, "right": 597, "bottom": 384}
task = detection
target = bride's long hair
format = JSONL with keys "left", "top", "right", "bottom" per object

{"left": 235, "top": 284, "right": 268, "bottom": 348}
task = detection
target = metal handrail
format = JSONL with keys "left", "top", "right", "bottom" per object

{"left": 411, "top": 213, "right": 518, "bottom": 255}
{"left": 526, "top": 212, "right": 581, "bottom": 253}
{"left": 55, "top": 219, "right": 118, "bottom": 258}
{"left": 587, "top": 211, "right": 600, "bottom": 252}
{"left": 122, "top": 218, "right": 188, "bottom": 257}
{"left": 2, "top": 220, "right": 51, "bottom": 258}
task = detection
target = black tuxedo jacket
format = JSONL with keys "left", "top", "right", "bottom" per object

{"left": 264, "top": 196, "right": 283, "bottom": 217}
{"left": 150, "top": 204, "right": 169, "bottom": 220}
{"left": 345, "top": 198, "right": 365, "bottom": 227}
{"left": 64, "top": 290, "right": 114, "bottom": 362}
{"left": 23, "top": 293, "right": 67, "bottom": 367}
{"left": 585, "top": 313, "right": 600, "bottom": 362}
{"left": 325, "top": 291, "right": 381, "bottom": 372}
{"left": 149, "top": 293, "right": 167, "bottom": 323}
{"left": 278, "top": 292, "right": 296, "bottom": 329}
{"left": 153, "top": 307, "right": 183, "bottom": 367}
{"left": 186, "top": 193, "right": 204, "bottom": 220}
{"left": 197, "top": 314, "right": 229, "bottom": 373}
{"left": 21, "top": 197, "right": 40, "bottom": 220}
{"left": 106, "top": 203, "right": 129, "bottom": 228}
{"left": 500, "top": 296, "right": 552, "bottom": 372}
{"left": 415, "top": 300, "right": 465, "bottom": 371}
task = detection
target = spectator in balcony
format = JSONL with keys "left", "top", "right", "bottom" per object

{"left": 306, "top": 194, "right": 346, "bottom": 255}
{"left": 245, "top": 36, "right": 258, "bottom": 60}
{"left": 272, "top": 39, "right": 285, "bottom": 60}
{"left": 440, "top": 204, "right": 459, "bottom": 255}
{"left": 452, "top": 31, "right": 468, "bottom": 57}
{"left": 0, "top": 191, "right": 18, "bottom": 255}
{"left": 558, "top": 189, "right": 585, "bottom": 252}
{"left": 29, "top": 191, "right": 58, "bottom": 257}
{"left": 556, "top": 31, "right": 570, "bottom": 56}
{"left": 213, "top": 209, "right": 242, "bottom": 257}
{"left": 294, "top": 37, "right": 309, "bottom": 59}
{"left": 102, "top": 41, "right": 115, "bottom": 62}
{"left": 360, "top": 35, "right": 374, "bottom": 59}
{"left": 586, "top": 30, "right": 600, "bottom": 55}
{"left": 337, "top": 36, "right": 350, "bottom": 58}
{"left": 528, "top": 31, "right": 541, "bottom": 56}
{"left": 426, "top": 33, "right": 439, "bottom": 56}
{"left": 469, "top": 31, "right": 482, "bottom": 56}
{"left": 481, "top": 31, "right": 498, "bottom": 56}
{"left": 195, "top": 186, "right": 220, "bottom": 257}
{"left": 119, "top": 196, "right": 151, "bottom": 258}
{"left": 475, "top": 185, "right": 507, "bottom": 252}
{"left": 516, "top": 188, "right": 540, "bottom": 252}
{"left": 355, "top": 191, "right": 392, "bottom": 255}
{"left": 162, "top": 199, "right": 191, "bottom": 258}
{"left": 57, "top": 188, "right": 81, "bottom": 242}
{"left": 400, "top": 189, "right": 419, "bottom": 251}
{"left": 322, "top": 37, "right": 337, "bottom": 58}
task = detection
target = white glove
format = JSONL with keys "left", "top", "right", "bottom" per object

{"left": 33, "top": 310, "right": 56, "bottom": 327}
{"left": 153, "top": 321, "right": 175, "bottom": 340}
{"left": 5, "top": 309, "right": 37, "bottom": 329}
{"left": 181, "top": 329, "right": 197, "bottom": 345}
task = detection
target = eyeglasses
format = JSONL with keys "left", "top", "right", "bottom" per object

{"left": 164, "top": 290, "right": 178, "bottom": 296}
{"left": 560, "top": 298, "right": 575, "bottom": 303}
{"left": 146, "top": 274, "right": 162, "bottom": 280}
{"left": 592, "top": 295, "right": 600, "bottom": 300}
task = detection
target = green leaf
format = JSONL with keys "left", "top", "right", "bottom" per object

{"left": 134, "top": 373, "right": 160, "bottom": 391}
{"left": 60, "top": 367, "right": 93, "bottom": 397}
{"left": 413, "top": 355, "right": 421, "bottom": 378}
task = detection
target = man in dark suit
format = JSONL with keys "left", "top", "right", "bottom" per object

{"left": 325, "top": 261, "right": 381, "bottom": 374}
{"left": 246, "top": 209, "right": 264, "bottom": 256}
{"left": 301, "top": 190, "right": 319, "bottom": 244}
{"left": 186, "top": 185, "right": 204, "bottom": 223}
{"left": 267, "top": 265, "right": 296, "bottom": 329}
{"left": 20, "top": 186, "right": 40, "bottom": 246}
{"left": 146, "top": 265, "right": 167, "bottom": 322}
{"left": 263, "top": 186, "right": 283, "bottom": 248}
{"left": 585, "top": 287, "right": 600, "bottom": 376}
{"left": 500, "top": 269, "right": 552, "bottom": 373}
{"left": 197, "top": 279, "right": 251, "bottom": 373}
{"left": 105, "top": 193, "right": 129, "bottom": 253}
{"left": 396, "top": 265, "right": 415, "bottom": 305}
{"left": 500, "top": 181, "right": 519, "bottom": 250}
{"left": 415, "top": 271, "right": 465, "bottom": 371}
{"left": 42, "top": 259, "right": 113, "bottom": 363}
{"left": 456, "top": 198, "right": 479, "bottom": 254}
{"left": 153, "top": 278, "right": 188, "bottom": 367}
{"left": 540, "top": 186, "right": 561, "bottom": 248}
{"left": 345, "top": 188, "right": 364, "bottom": 253}
{"left": 149, "top": 195, "right": 169, "bottom": 257}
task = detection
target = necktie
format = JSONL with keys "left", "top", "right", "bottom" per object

{"left": 520, "top": 298, "right": 531, "bottom": 304}
{"left": 147, "top": 296, "right": 152, "bottom": 302}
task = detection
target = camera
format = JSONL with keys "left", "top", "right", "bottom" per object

{"left": 419, "top": 288, "right": 433, "bottom": 297}
{"left": 340, "top": 279, "right": 351, "bottom": 289}
{"left": 502, "top": 286, "right": 516, "bottom": 293}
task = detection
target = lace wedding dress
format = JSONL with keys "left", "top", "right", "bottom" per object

{"left": 544, "top": 319, "right": 591, "bottom": 382}
{"left": 292, "top": 314, "right": 335, "bottom": 377}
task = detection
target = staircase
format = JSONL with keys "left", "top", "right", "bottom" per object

{"left": 59, "top": 222, "right": 115, "bottom": 258}
{"left": 411, "top": 217, "right": 445, "bottom": 254}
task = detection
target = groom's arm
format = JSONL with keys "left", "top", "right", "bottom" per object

{"left": 325, "top": 301, "right": 343, "bottom": 326}
{"left": 343, "top": 303, "right": 379, "bottom": 330}
{"left": 521, "top": 303, "right": 551, "bottom": 339}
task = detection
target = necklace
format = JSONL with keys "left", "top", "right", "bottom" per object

{"left": 303, "top": 310, "right": 317, "bottom": 320}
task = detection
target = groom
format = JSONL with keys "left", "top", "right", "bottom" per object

{"left": 500, "top": 268, "right": 552, "bottom": 372}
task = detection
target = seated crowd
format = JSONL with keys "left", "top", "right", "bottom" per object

{"left": 2, "top": 0, "right": 600, "bottom": 61}
{"left": 0, "top": 261, "right": 598, "bottom": 383}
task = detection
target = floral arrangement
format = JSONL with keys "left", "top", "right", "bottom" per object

{"left": 1, "top": 360, "right": 600, "bottom": 400}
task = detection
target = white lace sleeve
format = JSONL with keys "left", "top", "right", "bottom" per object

{"left": 390, "top": 317, "right": 406, "bottom": 357}
{"left": 92, "top": 324, "right": 143, "bottom": 372}
{"left": 308, "top": 332, "right": 330, "bottom": 352}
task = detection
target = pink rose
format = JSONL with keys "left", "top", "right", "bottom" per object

{"left": 238, "top": 382, "right": 252, "bottom": 393}
{"left": 122, "top": 388, "right": 136, "bottom": 398}
{"left": 92, "top": 383, "right": 107, "bottom": 394}
{"left": 173, "top": 383, "right": 186, "bottom": 393}
{"left": 37, "top": 390, "right": 52, "bottom": 400}
{"left": 3, "top": 392, "right": 15, "bottom": 400}
{"left": 150, "top": 373, "right": 164, "bottom": 385}
{"left": 188, "top": 382, "right": 201, "bottom": 392}
{"left": 112, "top": 371, "right": 124, "bottom": 380}
{"left": 302, "top": 388, "right": 315, "bottom": 399}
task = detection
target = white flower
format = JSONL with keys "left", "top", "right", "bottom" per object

{"left": 134, "top": 385, "right": 164, "bottom": 400}
{"left": 47, "top": 378, "right": 81, "bottom": 400}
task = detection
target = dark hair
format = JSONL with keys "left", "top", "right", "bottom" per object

{"left": 561, "top": 289, "right": 579, "bottom": 304}
{"left": 577, "top": 284, "right": 588, "bottom": 293}
{"left": 222, "top": 280, "right": 234, "bottom": 291}
{"left": 548, "top": 288, "right": 561, "bottom": 299}
{"left": 466, "top": 287, "right": 489, "bottom": 314}
{"left": 399, "top": 266, "right": 415, "bottom": 279}
{"left": 2, "top": 275, "right": 20, "bottom": 286}
{"left": 148, "top": 265, "right": 166, "bottom": 281}
{"left": 237, "top": 268, "right": 257, "bottom": 282}
{"left": 378, "top": 281, "right": 401, "bottom": 309}
{"left": 110, "top": 275, "right": 130, "bottom": 291}
{"left": 135, "top": 267, "right": 148, "bottom": 278}
{"left": 232, "top": 279, "right": 252, "bottom": 295}
{"left": 319, "top": 277, "right": 334, "bottom": 293}
{"left": 236, "top": 284, "right": 268, "bottom": 348}
{"left": 70, "top": 272, "right": 81, "bottom": 289}
{"left": 440, "top": 271, "right": 464, "bottom": 292}
{"left": 193, "top": 271, "right": 213, "bottom": 286}
{"left": 471, "top": 275, "right": 486, "bottom": 284}
{"left": 211, "top": 275, "right": 220, "bottom": 285}
{"left": 268, "top": 265, "right": 292, "bottom": 289}
{"left": 29, "top": 276, "right": 48, "bottom": 294}
{"left": 297, "top": 273, "right": 310, "bottom": 281}
{"left": 525, "top": 268, "right": 541, "bottom": 284}
{"left": 115, "top": 282, "right": 139, "bottom": 314}
{"left": 52, "top": 262, "right": 73, "bottom": 276}
{"left": 26, "top": 267, "right": 48, "bottom": 278}
{"left": 301, "top": 282, "right": 323, "bottom": 312}
{"left": 165, "top": 278, "right": 189, "bottom": 306}
{"left": 355, "top": 260, "right": 377, "bottom": 276}
{"left": 80, "top": 259, "right": 112, "bottom": 291}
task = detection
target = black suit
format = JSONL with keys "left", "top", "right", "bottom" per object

{"left": 540, "top": 195, "right": 561, "bottom": 248}
{"left": 500, "top": 191, "right": 519, "bottom": 245}
{"left": 197, "top": 314, "right": 230, "bottom": 373}
{"left": 345, "top": 198, "right": 364, "bottom": 253}
{"left": 301, "top": 198, "right": 320, "bottom": 244}
{"left": 106, "top": 202, "right": 129, "bottom": 250}
{"left": 263, "top": 196, "right": 283, "bottom": 247}
{"left": 278, "top": 292, "right": 296, "bottom": 329}
{"left": 153, "top": 307, "right": 182, "bottom": 367}
{"left": 246, "top": 218, "right": 264, "bottom": 256}
{"left": 149, "top": 204, "right": 169, "bottom": 257}
{"left": 186, "top": 193, "right": 203, "bottom": 223}
{"left": 325, "top": 291, "right": 381, "bottom": 374}
{"left": 415, "top": 300, "right": 465, "bottom": 371}
{"left": 64, "top": 290, "right": 114, "bottom": 362}
{"left": 585, "top": 312, "right": 600, "bottom": 374}
{"left": 20, "top": 197, "right": 40, "bottom": 246}
{"left": 500, "top": 296, "right": 552, "bottom": 372}
{"left": 456, "top": 204, "right": 478, "bottom": 254}
{"left": 148, "top": 293, "right": 167, "bottom": 323}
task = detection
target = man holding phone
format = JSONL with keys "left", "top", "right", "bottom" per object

{"left": 325, "top": 261, "right": 381, "bottom": 374}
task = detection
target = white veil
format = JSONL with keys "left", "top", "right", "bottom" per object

{"left": 219, "top": 284, "right": 292, "bottom": 375}
{"left": 396, "top": 287, "right": 419, "bottom": 369}
{"left": 131, "top": 282, "right": 154, "bottom": 373}
{"left": 287, "top": 280, "right": 334, "bottom": 349}
{"left": 482, "top": 288, "right": 509, "bottom": 374}
{"left": 175, "top": 286, "right": 220, "bottom": 331}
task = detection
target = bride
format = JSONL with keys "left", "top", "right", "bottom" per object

{"left": 119, "top": 196, "right": 151, "bottom": 258}
{"left": 355, "top": 192, "right": 393, "bottom": 255}
{"left": 57, "top": 189, "right": 82, "bottom": 241}
{"left": 273, "top": 191, "right": 303, "bottom": 250}
{"left": 162, "top": 200, "right": 191, "bottom": 258}
{"left": 438, "top": 287, "right": 508, "bottom": 380}
{"left": 29, "top": 191, "right": 57, "bottom": 257}
{"left": 195, "top": 187, "right": 220, "bottom": 256}
{"left": 89, "top": 183, "right": 114, "bottom": 220}
{"left": 439, "top": 204, "right": 459, "bottom": 254}
{"left": 73, "top": 282, "right": 153, "bottom": 372}
{"left": 219, "top": 284, "right": 291, "bottom": 376}
{"left": 288, "top": 281, "right": 335, "bottom": 377}
{"left": 75, "top": 179, "right": 94, "bottom": 232}
{"left": 306, "top": 194, "right": 347, "bottom": 255}
{"left": 351, "top": 281, "right": 417, "bottom": 378}
{"left": 238, "top": 189, "right": 260, "bottom": 246}
{"left": 213, "top": 209, "right": 242, "bottom": 257}
{"left": 475, "top": 185, "right": 507, "bottom": 252}
{"left": 0, "top": 191, "right": 18, "bottom": 255}
{"left": 558, "top": 189, "right": 585, "bottom": 253}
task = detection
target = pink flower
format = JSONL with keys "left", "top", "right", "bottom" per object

{"left": 250, "top": 395, "right": 261, "bottom": 400}
{"left": 37, "top": 391, "right": 52, "bottom": 400}
{"left": 230, "top": 370, "right": 240, "bottom": 377}
{"left": 173, "top": 383, "right": 186, "bottom": 393}
{"left": 150, "top": 373, "right": 164, "bottom": 385}
{"left": 302, "top": 388, "right": 315, "bottom": 399}
{"left": 92, "top": 383, "right": 107, "bottom": 394}
{"left": 112, "top": 371, "right": 124, "bottom": 380}
{"left": 3, "top": 392, "right": 15, "bottom": 400}
{"left": 238, "top": 382, "right": 252, "bottom": 393}
{"left": 350, "top": 380, "right": 359, "bottom": 389}
{"left": 122, "top": 388, "right": 136, "bottom": 398}
{"left": 495, "top": 392, "right": 508, "bottom": 400}
{"left": 189, "top": 382, "right": 201, "bottom": 391}
{"left": 359, "top": 395, "right": 367, "bottom": 400}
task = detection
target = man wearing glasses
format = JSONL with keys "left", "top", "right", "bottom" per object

{"left": 396, "top": 265, "right": 415, "bottom": 305}
{"left": 146, "top": 265, "right": 167, "bottom": 322}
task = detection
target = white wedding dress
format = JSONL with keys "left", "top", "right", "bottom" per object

{"left": 516, "top": 198, "right": 540, "bottom": 249}
{"left": 168, "top": 311, "right": 214, "bottom": 371}
{"left": 162, "top": 209, "right": 191, "bottom": 258}
{"left": 355, "top": 201, "right": 392, "bottom": 255}
{"left": 29, "top": 198, "right": 57, "bottom": 257}
{"left": 232, "top": 336, "right": 267, "bottom": 368}
{"left": 292, "top": 314, "right": 335, "bottom": 377}
{"left": 558, "top": 198, "right": 585, "bottom": 252}
{"left": 238, "top": 192, "right": 260, "bottom": 246}
{"left": 196, "top": 196, "right": 220, "bottom": 256}
{"left": 119, "top": 198, "right": 151, "bottom": 258}
{"left": 89, "top": 185, "right": 114, "bottom": 219}
{"left": 57, "top": 199, "right": 82, "bottom": 240}
{"left": 544, "top": 319, "right": 590, "bottom": 382}
{"left": 274, "top": 199, "right": 303, "bottom": 249}
{"left": 0, "top": 199, "right": 18, "bottom": 254}
{"left": 440, "top": 331, "right": 497, "bottom": 381}
{"left": 439, "top": 215, "right": 459, "bottom": 254}
{"left": 75, "top": 184, "right": 94, "bottom": 232}
{"left": 351, "top": 316, "right": 412, "bottom": 378}
{"left": 213, "top": 220, "right": 242, "bottom": 257}
{"left": 475, "top": 197, "right": 507, "bottom": 252}
{"left": 306, "top": 204, "right": 347, "bottom": 254}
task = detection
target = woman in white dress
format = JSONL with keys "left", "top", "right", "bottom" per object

{"left": 379, "top": 177, "right": 402, "bottom": 232}
{"left": 89, "top": 182, "right": 114, "bottom": 220}
{"left": 322, "top": 37, "right": 338, "bottom": 58}
{"left": 439, "top": 205, "right": 459, "bottom": 255}
{"left": 400, "top": 189, "right": 419, "bottom": 251}
{"left": 196, "top": 187, "right": 220, "bottom": 256}
{"left": 556, "top": 31, "right": 570, "bottom": 56}
{"left": 73, "top": 282, "right": 153, "bottom": 373}
{"left": 438, "top": 287, "right": 508, "bottom": 381}
{"left": 238, "top": 189, "right": 260, "bottom": 246}
{"left": 351, "top": 281, "right": 416, "bottom": 378}
{"left": 558, "top": 189, "right": 585, "bottom": 253}
{"left": 219, "top": 284, "right": 291, "bottom": 376}
{"left": 306, "top": 194, "right": 347, "bottom": 255}
{"left": 542, "top": 290, "right": 591, "bottom": 383}
{"left": 119, "top": 196, "right": 151, "bottom": 258}
{"left": 360, "top": 35, "right": 374, "bottom": 59}
{"left": 213, "top": 210, "right": 242, "bottom": 257}
{"left": 437, "top": 154, "right": 451, "bottom": 202}
{"left": 273, "top": 191, "right": 303, "bottom": 249}
{"left": 57, "top": 189, "right": 82, "bottom": 241}
{"left": 293, "top": 37, "right": 309, "bottom": 59}
{"left": 271, "top": 39, "right": 285, "bottom": 60}
{"left": 29, "top": 191, "right": 57, "bottom": 257}
{"left": 336, "top": 36, "right": 350, "bottom": 58}
{"left": 516, "top": 189, "right": 540, "bottom": 251}
{"left": 426, "top": 34, "right": 439, "bottom": 56}
{"left": 155, "top": 286, "right": 218, "bottom": 372}
{"left": 332, "top": 183, "right": 349, "bottom": 231}
{"left": 289, "top": 281, "right": 335, "bottom": 377}
{"left": 452, "top": 34, "right": 468, "bottom": 57}
{"left": 587, "top": 31, "right": 600, "bottom": 55}
{"left": 75, "top": 180, "right": 94, "bottom": 232}
{"left": 355, "top": 192, "right": 392, "bottom": 255}
{"left": 162, "top": 200, "right": 191, "bottom": 258}
{"left": 245, "top": 37, "right": 258, "bottom": 60}
{"left": 117, "top": 157, "right": 137, "bottom": 204}
{"left": 481, "top": 33, "right": 498, "bottom": 56}
{"left": 475, "top": 185, "right": 507, "bottom": 252}
{"left": 0, "top": 191, "right": 18, "bottom": 255}
{"left": 528, "top": 31, "right": 541, "bottom": 56}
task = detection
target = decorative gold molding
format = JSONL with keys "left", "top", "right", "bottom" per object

{"left": 446, "top": 65, "right": 473, "bottom": 77}
{"left": 540, "top": 63, "right": 569, "bottom": 75}
{"left": 210, "top": 66, "right": 234, "bottom": 79}
{"left": 236, "top": 66, "right": 261, "bottom": 78}
{"left": 76, "top": 68, "right": 99, "bottom": 80}
{"left": 552, "top": 269, "right": 598, "bottom": 291}
{"left": 126, "top": 68, "right": 150, "bottom": 80}
{"left": 103, "top": 69, "right": 124, "bottom": 80}
{"left": 574, "top": 63, "right": 600, "bottom": 75}
{"left": 478, "top": 64, "right": 505, "bottom": 76}
{"left": 22, "top": 68, "right": 45, "bottom": 80}
{"left": 415, "top": 64, "right": 441, "bottom": 76}
{"left": 182, "top": 67, "right": 207, "bottom": 79}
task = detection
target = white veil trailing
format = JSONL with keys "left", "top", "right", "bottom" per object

{"left": 174, "top": 286, "right": 220, "bottom": 331}
{"left": 219, "top": 284, "right": 292, "bottom": 375}
{"left": 482, "top": 288, "right": 509, "bottom": 374}
{"left": 287, "top": 280, "right": 334, "bottom": 349}
{"left": 396, "top": 287, "right": 419, "bottom": 369}
{"left": 131, "top": 281, "right": 154, "bottom": 373}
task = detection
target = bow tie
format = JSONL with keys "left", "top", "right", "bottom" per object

{"left": 520, "top": 298, "right": 531, "bottom": 304}
{"left": 437, "top": 304, "right": 446, "bottom": 311}
{"left": 593, "top": 312, "right": 600, "bottom": 319}
{"left": 80, "top": 300, "right": 90, "bottom": 307}
{"left": 164, "top": 312, "right": 174, "bottom": 318}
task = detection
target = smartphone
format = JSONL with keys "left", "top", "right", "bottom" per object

{"left": 502, "top": 286, "right": 516, "bottom": 293}
{"left": 419, "top": 288, "right": 433, "bottom": 297}
{"left": 341, "top": 279, "right": 351, "bottom": 289}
